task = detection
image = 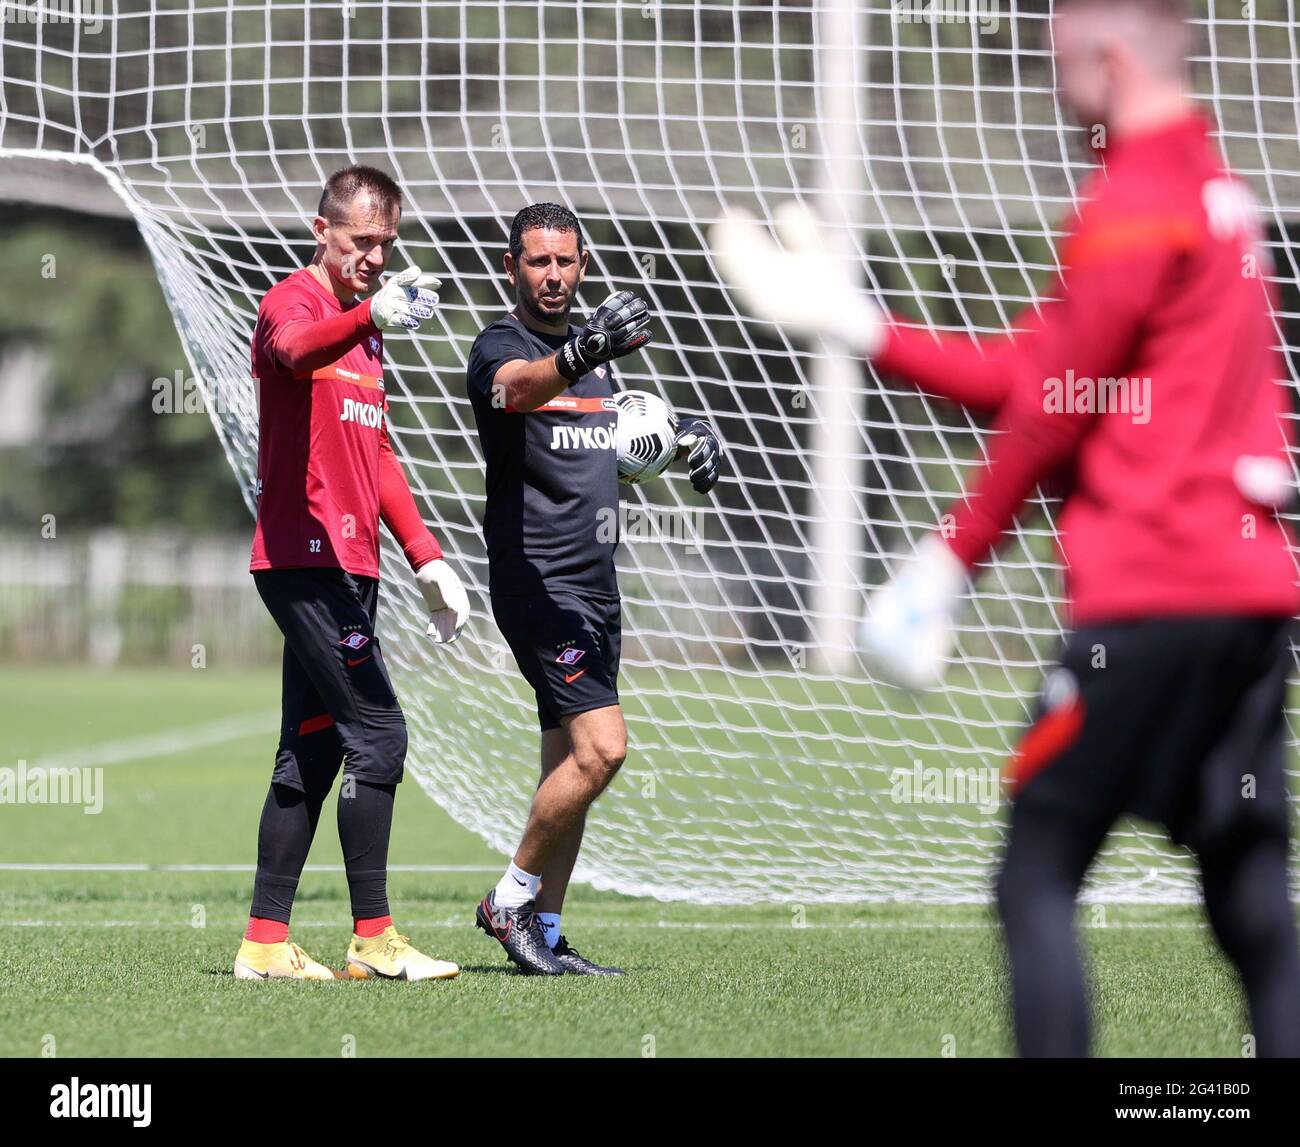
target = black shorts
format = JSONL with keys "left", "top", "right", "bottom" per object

{"left": 1008, "top": 614, "right": 1294, "bottom": 851}
{"left": 491, "top": 590, "right": 622, "bottom": 731}
{"left": 254, "top": 568, "right": 407, "bottom": 790}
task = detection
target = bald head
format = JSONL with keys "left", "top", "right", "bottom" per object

{"left": 1053, "top": 0, "right": 1192, "bottom": 133}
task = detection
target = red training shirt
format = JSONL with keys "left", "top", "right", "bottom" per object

{"left": 875, "top": 113, "right": 1299, "bottom": 626}
{"left": 249, "top": 267, "right": 441, "bottom": 579}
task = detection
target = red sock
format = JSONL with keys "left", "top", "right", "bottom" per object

{"left": 354, "top": 914, "right": 393, "bottom": 939}
{"left": 245, "top": 916, "right": 289, "bottom": 944}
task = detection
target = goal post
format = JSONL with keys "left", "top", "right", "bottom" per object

{"left": 808, "top": 0, "right": 869, "bottom": 675}
{"left": 2, "top": 1, "right": 1297, "bottom": 903}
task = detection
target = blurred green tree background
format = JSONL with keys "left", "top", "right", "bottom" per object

{"left": 0, "top": 205, "right": 248, "bottom": 535}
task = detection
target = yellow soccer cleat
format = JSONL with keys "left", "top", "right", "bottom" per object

{"left": 346, "top": 926, "right": 460, "bottom": 981}
{"left": 233, "top": 938, "right": 338, "bottom": 981}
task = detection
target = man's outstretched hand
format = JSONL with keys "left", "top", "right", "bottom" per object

{"left": 556, "top": 290, "right": 652, "bottom": 380}
{"left": 370, "top": 266, "right": 442, "bottom": 332}
{"left": 710, "top": 202, "right": 884, "bottom": 356}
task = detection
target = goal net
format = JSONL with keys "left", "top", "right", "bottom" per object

{"left": 2, "top": 1, "right": 1296, "bottom": 902}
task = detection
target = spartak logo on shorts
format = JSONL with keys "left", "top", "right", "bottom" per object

{"left": 555, "top": 647, "right": 585, "bottom": 667}
{"left": 339, "top": 632, "right": 371, "bottom": 651}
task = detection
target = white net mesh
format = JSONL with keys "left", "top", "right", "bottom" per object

{"left": 2, "top": 1, "right": 1297, "bottom": 902}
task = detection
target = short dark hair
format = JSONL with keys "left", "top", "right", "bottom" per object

{"left": 317, "top": 165, "right": 402, "bottom": 225}
{"left": 509, "top": 202, "right": 584, "bottom": 262}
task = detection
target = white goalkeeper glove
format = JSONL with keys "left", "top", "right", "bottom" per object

{"left": 370, "top": 266, "right": 442, "bottom": 331}
{"left": 415, "top": 558, "right": 470, "bottom": 644}
{"left": 859, "top": 535, "right": 967, "bottom": 691}
{"left": 710, "top": 201, "right": 884, "bottom": 356}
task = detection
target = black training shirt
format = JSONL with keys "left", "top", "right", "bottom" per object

{"left": 466, "top": 313, "right": 620, "bottom": 600}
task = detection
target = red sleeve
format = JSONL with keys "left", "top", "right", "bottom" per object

{"left": 874, "top": 318, "right": 1025, "bottom": 414}
{"left": 944, "top": 205, "right": 1191, "bottom": 568}
{"left": 945, "top": 365, "right": 1095, "bottom": 568}
{"left": 268, "top": 296, "right": 377, "bottom": 375}
{"left": 378, "top": 424, "right": 443, "bottom": 571}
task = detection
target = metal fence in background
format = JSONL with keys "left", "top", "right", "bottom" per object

{"left": 0, "top": 530, "right": 279, "bottom": 667}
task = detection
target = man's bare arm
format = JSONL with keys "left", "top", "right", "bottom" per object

{"left": 492, "top": 291, "right": 652, "bottom": 411}
{"left": 492, "top": 355, "right": 571, "bottom": 412}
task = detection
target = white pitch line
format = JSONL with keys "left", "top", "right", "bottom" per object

{"left": 0, "top": 863, "right": 498, "bottom": 873}
{"left": 0, "top": 918, "right": 1210, "bottom": 931}
{"left": 18, "top": 711, "right": 280, "bottom": 771}
{"left": 0, "top": 867, "right": 1226, "bottom": 926}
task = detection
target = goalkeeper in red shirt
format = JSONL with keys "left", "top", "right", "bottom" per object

{"left": 716, "top": 0, "right": 1300, "bottom": 1055}
{"left": 233, "top": 166, "right": 470, "bottom": 982}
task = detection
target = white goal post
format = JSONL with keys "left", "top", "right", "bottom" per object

{"left": 2, "top": 1, "right": 1297, "bottom": 902}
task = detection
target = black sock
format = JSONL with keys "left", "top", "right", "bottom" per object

{"left": 338, "top": 777, "right": 396, "bottom": 923}
{"left": 996, "top": 800, "right": 1106, "bottom": 1057}
{"left": 1200, "top": 828, "right": 1300, "bottom": 1058}
{"left": 249, "top": 780, "right": 329, "bottom": 922}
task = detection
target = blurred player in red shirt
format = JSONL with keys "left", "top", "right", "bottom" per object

{"left": 234, "top": 166, "right": 470, "bottom": 983}
{"left": 717, "top": 0, "right": 1300, "bottom": 1055}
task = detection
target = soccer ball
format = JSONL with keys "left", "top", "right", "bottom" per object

{"left": 612, "top": 389, "right": 678, "bottom": 484}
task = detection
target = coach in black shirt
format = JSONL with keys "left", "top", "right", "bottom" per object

{"left": 466, "top": 203, "right": 721, "bottom": 975}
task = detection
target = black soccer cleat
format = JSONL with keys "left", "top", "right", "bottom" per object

{"left": 475, "top": 891, "right": 566, "bottom": 976}
{"left": 552, "top": 935, "right": 625, "bottom": 976}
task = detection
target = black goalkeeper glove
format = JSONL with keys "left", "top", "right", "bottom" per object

{"left": 674, "top": 418, "right": 723, "bottom": 494}
{"left": 556, "top": 289, "right": 652, "bottom": 380}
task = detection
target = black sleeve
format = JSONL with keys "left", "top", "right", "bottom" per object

{"left": 466, "top": 322, "right": 541, "bottom": 406}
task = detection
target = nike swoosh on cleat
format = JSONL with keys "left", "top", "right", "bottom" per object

{"left": 356, "top": 960, "right": 408, "bottom": 981}
{"left": 478, "top": 897, "right": 512, "bottom": 941}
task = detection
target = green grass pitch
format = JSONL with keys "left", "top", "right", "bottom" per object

{"left": 0, "top": 665, "right": 1271, "bottom": 1057}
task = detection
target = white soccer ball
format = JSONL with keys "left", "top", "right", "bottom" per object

{"left": 612, "top": 389, "right": 678, "bottom": 485}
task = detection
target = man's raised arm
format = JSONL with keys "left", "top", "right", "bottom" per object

{"left": 267, "top": 268, "right": 441, "bottom": 375}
